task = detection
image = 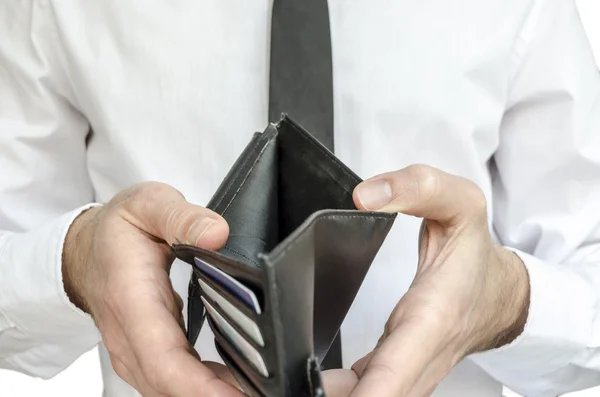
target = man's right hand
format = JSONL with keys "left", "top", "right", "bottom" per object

{"left": 62, "top": 182, "right": 244, "bottom": 397}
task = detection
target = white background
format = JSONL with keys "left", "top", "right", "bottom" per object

{"left": 0, "top": 1, "right": 599, "bottom": 396}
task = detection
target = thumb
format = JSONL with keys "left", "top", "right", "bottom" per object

{"left": 353, "top": 164, "right": 487, "bottom": 226}
{"left": 119, "top": 182, "right": 229, "bottom": 249}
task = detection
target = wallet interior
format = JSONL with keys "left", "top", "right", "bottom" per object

{"left": 172, "top": 116, "right": 396, "bottom": 396}
{"left": 207, "top": 116, "right": 360, "bottom": 267}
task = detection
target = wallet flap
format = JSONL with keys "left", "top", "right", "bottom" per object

{"left": 264, "top": 210, "right": 396, "bottom": 367}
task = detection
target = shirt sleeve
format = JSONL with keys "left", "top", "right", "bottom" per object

{"left": 0, "top": 2, "right": 101, "bottom": 378}
{"left": 470, "top": 0, "right": 600, "bottom": 395}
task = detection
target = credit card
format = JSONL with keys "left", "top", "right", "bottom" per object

{"left": 194, "top": 257, "right": 262, "bottom": 314}
{"left": 199, "top": 278, "right": 264, "bottom": 346}
{"left": 202, "top": 296, "right": 269, "bottom": 377}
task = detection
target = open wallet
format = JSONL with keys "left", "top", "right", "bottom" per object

{"left": 171, "top": 115, "right": 396, "bottom": 397}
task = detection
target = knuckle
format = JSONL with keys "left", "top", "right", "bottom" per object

{"left": 138, "top": 182, "right": 182, "bottom": 208}
{"left": 124, "top": 182, "right": 183, "bottom": 212}
{"left": 140, "top": 181, "right": 181, "bottom": 197}
{"left": 112, "top": 182, "right": 190, "bottom": 242}
{"left": 464, "top": 181, "right": 487, "bottom": 213}
{"left": 408, "top": 164, "right": 440, "bottom": 203}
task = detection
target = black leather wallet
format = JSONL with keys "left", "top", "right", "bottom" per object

{"left": 172, "top": 116, "right": 396, "bottom": 396}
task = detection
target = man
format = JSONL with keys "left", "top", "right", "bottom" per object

{"left": 1, "top": 0, "right": 599, "bottom": 396}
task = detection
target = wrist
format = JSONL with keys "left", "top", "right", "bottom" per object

{"left": 466, "top": 246, "right": 530, "bottom": 355}
{"left": 62, "top": 206, "right": 103, "bottom": 314}
{"left": 490, "top": 246, "right": 530, "bottom": 349}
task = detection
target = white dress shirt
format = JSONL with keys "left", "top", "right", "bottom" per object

{"left": 1, "top": 1, "right": 600, "bottom": 396}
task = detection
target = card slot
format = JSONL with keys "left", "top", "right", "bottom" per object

{"left": 215, "top": 339, "right": 276, "bottom": 397}
{"left": 206, "top": 314, "right": 272, "bottom": 380}
{"left": 172, "top": 245, "right": 265, "bottom": 290}
{"left": 202, "top": 297, "right": 269, "bottom": 378}
{"left": 198, "top": 273, "right": 280, "bottom": 377}
{"left": 196, "top": 271, "right": 265, "bottom": 320}
{"left": 199, "top": 285, "right": 266, "bottom": 348}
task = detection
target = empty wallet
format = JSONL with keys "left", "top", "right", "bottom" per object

{"left": 172, "top": 115, "right": 396, "bottom": 397}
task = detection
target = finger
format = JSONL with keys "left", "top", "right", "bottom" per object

{"left": 123, "top": 296, "right": 243, "bottom": 396}
{"left": 173, "top": 291, "right": 186, "bottom": 331}
{"left": 348, "top": 317, "right": 447, "bottom": 397}
{"left": 154, "top": 347, "right": 243, "bottom": 397}
{"left": 352, "top": 323, "right": 390, "bottom": 377}
{"left": 353, "top": 165, "right": 486, "bottom": 226}
{"left": 121, "top": 182, "right": 229, "bottom": 249}
{"left": 322, "top": 369, "right": 359, "bottom": 397}
{"left": 203, "top": 361, "right": 240, "bottom": 389}
{"left": 351, "top": 350, "right": 374, "bottom": 378}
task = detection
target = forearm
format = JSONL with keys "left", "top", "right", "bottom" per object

{"left": 471, "top": 247, "right": 530, "bottom": 354}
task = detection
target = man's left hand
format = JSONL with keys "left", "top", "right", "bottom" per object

{"left": 325, "top": 164, "right": 530, "bottom": 397}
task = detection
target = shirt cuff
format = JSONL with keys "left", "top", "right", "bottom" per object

{"left": 470, "top": 249, "right": 595, "bottom": 396}
{"left": 0, "top": 204, "right": 102, "bottom": 378}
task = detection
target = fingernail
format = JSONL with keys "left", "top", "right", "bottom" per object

{"left": 187, "top": 218, "right": 217, "bottom": 245}
{"left": 356, "top": 179, "right": 393, "bottom": 210}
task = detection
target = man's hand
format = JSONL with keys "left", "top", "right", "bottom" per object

{"left": 347, "top": 165, "right": 530, "bottom": 397}
{"left": 62, "top": 182, "right": 243, "bottom": 397}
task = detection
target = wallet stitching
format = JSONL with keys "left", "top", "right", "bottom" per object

{"left": 287, "top": 121, "right": 362, "bottom": 185}
{"left": 269, "top": 214, "right": 393, "bottom": 262}
{"left": 173, "top": 246, "right": 264, "bottom": 282}
{"left": 221, "top": 137, "right": 276, "bottom": 216}
{"left": 213, "top": 136, "right": 266, "bottom": 213}
{"left": 221, "top": 245, "right": 262, "bottom": 267}
{"left": 228, "top": 234, "right": 270, "bottom": 246}
{"left": 213, "top": 137, "right": 263, "bottom": 212}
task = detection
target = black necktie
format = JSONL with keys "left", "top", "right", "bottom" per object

{"left": 269, "top": 0, "right": 334, "bottom": 151}
{"left": 269, "top": 0, "right": 342, "bottom": 369}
